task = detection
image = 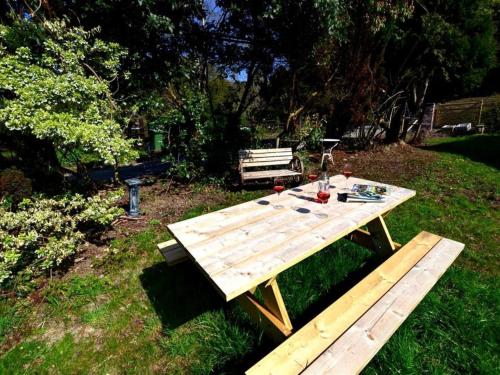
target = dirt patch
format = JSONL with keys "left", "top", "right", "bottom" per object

{"left": 306, "top": 141, "right": 437, "bottom": 186}
{"left": 37, "top": 318, "right": 103, "bottom": 347}
{"left": 65, "top": 181, "right": 229, "bottom": 276}
{"left": 0, "top": 328, "right": 28, "bottom": 354}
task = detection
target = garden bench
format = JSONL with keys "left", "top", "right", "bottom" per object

{"left": 246, "top": 231, "right": 464, "bottom": 375}
{"left": 238, "top": 148, "right": 303, "bottom": 184}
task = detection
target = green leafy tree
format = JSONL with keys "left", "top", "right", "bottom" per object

{"left": 0, "top": 18, "right": 137, "bottom": 183}
{"left": 44, "top": 0, "right": 203, "bottom": 93}
{"left": 383, "top": 0, "right": 497, "bottom": 141}
{"left": 387, "top": 0, "right": 497, "bottom": 99}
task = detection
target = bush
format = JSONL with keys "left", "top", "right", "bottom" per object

{"left": 295, "top": 114, "right": 326, "bottom": 151}
{"left": 0, "top": 190, "right": 124, "bottom": 288}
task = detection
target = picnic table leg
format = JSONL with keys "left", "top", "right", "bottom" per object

{"left": 237, "top": 277, "right": 292, "bottom": 342}
{"left": 366, "top": 215, "right": 397, "bottom": 258}
{"left": 348, "top": 215, "right": 401, "bottom": 258}
{"left": 259, "top": 278, "right": 293, "bottom": 331}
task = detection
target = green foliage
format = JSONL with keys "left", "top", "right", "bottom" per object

{"left": 0, "top": 19, "right": 137, "bottom": 166}
{"left": 149, "top": 87, "right": 222, "bottom": 178}
{"left": 0, "top": 190, "right": 124, "bottom": 287}
{"left": 417, "top": 0, "right": 497, "bottom": 94}
{"left": 295, "top": 114, "right": 326, "bottom": 151}
{"left": 130, "top": 86, "right": 211, "bottom": 179}
{"left": 315, "top": 0, "right": 413, "bottom": 38}
{"left": 45, "top": 1, "right": 202, "bottom": 91}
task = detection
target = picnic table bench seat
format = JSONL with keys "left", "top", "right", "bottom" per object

{"left": 246, "top": 231, "right": 464, "bottom": 375}
{"left": 239, "top": 148, "right": 303, "bottom": 184}
{"left": 157, "top": 239, "right": 187, "bottom": 266}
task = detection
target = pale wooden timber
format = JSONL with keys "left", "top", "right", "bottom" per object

{"left": 366, "top": 215, "right": 397, "bottom": 258}
{"left": 240, "top": 153, "right": 294, "bottom": 161}
{"left": 242, "top": 159, "right": 292, "bottom": 168}
{"left": 239, "top": 148, "right": 293, "bottom": 155}
{"left": 245, "top": 231, "right": 443, "bottom": 375}
{"left": 302, "top": 237, "right": 464, "bottom": 375}
{"left": 240, "top": 152, "right": 293, "bottom": 162}
{"left": 259, "top": 278, "right": 293, "bottom": 331}
{"left": 237, "top": 277, "right": 293, "bottom": 341}
{"left": 348, "top": 228, "right": 402, "bottom": 251}
{"left": 167, "top": 175, "right": 416, "bottom": 301}
{"left": 242, "top": 170, "right": 301, "bottom": 180}
{"left": 239, "top": 147, "right": 302, "bottom": 183}
{"left": 237, "top": 292, "right": 292, "bottom": 342}
{"left": 157, "top": 239, "right": 188, "bottom": 266}
{"left": 239, "top": 149, "right": 292, "bottom": 164}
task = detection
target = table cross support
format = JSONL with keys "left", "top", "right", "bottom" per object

{"left": 348, "top": 215, "right": 401, "bottom": 258}
{"left": 237, "top": 277, "right": 292, "bottom": 342}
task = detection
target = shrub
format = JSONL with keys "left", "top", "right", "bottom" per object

{"left": 295, "top": 114, "right": 326, "bottom": 151}
{"left": 0, "top": 190, "right": 124, "bottom": 287}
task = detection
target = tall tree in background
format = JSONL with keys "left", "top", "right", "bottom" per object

{"left": 44, "top": 0, "right": 203, "bottom": 94}
{"left": 0, "top": 16, "right": 136, "bottom": 186}
{"left": 385, "top": 0, "right": 497, "bottom": 142}
{"left": 1, "top": 0, "right": 497, "bottom": 185}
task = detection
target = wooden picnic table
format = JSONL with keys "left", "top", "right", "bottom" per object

{"left": 167, "top": 174, "right": 416, "bottom": 339}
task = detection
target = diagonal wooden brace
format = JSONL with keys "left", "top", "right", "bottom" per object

{"left": 347, "top": 216, "right": 400, "bottom": 258}
{"left": 237, "top": 277, "right": 293, "bottom": 342}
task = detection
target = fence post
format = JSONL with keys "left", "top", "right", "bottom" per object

{"left": 478, "top": 100, "right": 484, "bottom": 126}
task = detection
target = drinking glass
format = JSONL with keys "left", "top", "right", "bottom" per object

{"left": 317, "top": 180, "right": 330, "bottom": 206}
{"left": 342, "top": 163, "right": 353, "bottom": 191}
{"left": 308, "top": 173, "right": 318, "bottom": 194}
{"left": 272, "top": 178, "right": 285, "bottom": 208}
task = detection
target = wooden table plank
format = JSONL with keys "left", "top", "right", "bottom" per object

{"left": 168, "top": 175, "right": 416, "bottom": 301}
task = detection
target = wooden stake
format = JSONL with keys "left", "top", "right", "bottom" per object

{"left": 478, "top": 99, "right": 483, "bottom": 126}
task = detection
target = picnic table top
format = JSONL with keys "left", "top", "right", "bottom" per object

{"left": 167, "top": 175, "right": 416, "bottom": 301}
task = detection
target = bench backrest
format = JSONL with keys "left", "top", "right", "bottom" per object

{"left": 239, "top": 148, "right": 293, "bottom": 169}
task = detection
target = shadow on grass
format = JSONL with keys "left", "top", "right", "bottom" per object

{"left": 217, "top": 253, "right": 382, "bottom": 374}
{"left": 423, "top": 135, "right": 500, "bottom": 169}
{"left": 140, "top": 261, "right": 223, "bottom": 330}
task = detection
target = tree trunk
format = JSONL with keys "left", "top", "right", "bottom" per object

{"left": 12, "top": 134, "right": 64, "bottom": 192}
{"left": 386, "top": 104, "right": 404, "bottom": 143}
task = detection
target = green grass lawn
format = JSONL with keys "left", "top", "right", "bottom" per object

{"left": 1, "top": 135, "right": 499, "bottom": 374}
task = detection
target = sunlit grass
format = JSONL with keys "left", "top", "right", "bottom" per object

{"left": 0, "top": 135, "right": 498, "bottom": 374}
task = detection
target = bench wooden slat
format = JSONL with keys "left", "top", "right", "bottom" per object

{"left": 241, "top": 159, "right": 292, "bottom": 168}
{"left": 303, "top": 237, "right": 464, "bottom": 375}
{"left": 239, "top": 148, "right": 292, "bottom": 155}
{"left": 240, "top": 152, "right": 293, "bottom": 160}
{"left": 246, "top": 231, "right": 444, "bottom": 375}
{"left": 241, "top": 155, "right": 293, "bottom": 163}
{"left": 242, "top": 169, "right": 301, "bottom": 180}
{"left": 157, "top": 239, "right": 188, "bottom": 266}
